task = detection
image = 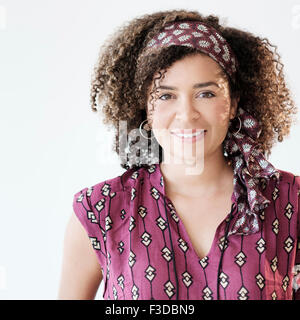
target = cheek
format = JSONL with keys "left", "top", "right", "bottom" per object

{"left": 152, "top": 127, "right": 170, "bottom": 152}
{"left": 148, "top": 103, "right": 172, "bottom": 129}
{"left": 206, "top": 101, "right": 231, "bottom": 144}
{"left": 210, "top": 99, "right": 231, "bottom": 127}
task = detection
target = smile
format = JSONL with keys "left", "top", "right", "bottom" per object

{"left": 171, "top": 130, "right": 207, "bottom": 142}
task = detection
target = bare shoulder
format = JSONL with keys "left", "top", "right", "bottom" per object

{"left": 57, "top": 212, "right": 103, "bottom": 300}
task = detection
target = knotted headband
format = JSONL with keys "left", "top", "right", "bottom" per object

{"left": 225, "top": 108, "right": 280, "bottom": 236}
{"left": 143, "top": 20, "right": 238, "bottom": 82}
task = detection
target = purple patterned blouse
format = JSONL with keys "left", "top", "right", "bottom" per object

{"left": 73, "top": 163, "right": 300, "bottom": 300}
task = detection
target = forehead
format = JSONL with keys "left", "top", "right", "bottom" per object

{"left": 152, "top": 53, "right": 226, "bottom": 86}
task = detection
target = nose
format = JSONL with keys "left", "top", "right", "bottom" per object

{"left": 175, "top": 96, "right": 200, "bottom": 122}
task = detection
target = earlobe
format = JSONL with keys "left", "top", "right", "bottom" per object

{"left": 230, "top": 96, "right": 240, "bottom": 119}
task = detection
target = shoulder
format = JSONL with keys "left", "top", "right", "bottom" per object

{"left": 73, "top": 165, "right": 151, "bottom": 205}
{"left": 277, "top": 168, "right": 300, "bottom": 187}
{"left": 91, "top": 165, "right": 151, "bottom": 194}
{"left": 271, "top": 168, "right": 300, "bottom": 213}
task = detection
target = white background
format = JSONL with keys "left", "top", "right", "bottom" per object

{"left": 0, "top": 0, "right": 299, "bottom": 299}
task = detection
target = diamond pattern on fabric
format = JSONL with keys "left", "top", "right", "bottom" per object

{"left": 72, "top": 163, "right": 300, "bottom": 300}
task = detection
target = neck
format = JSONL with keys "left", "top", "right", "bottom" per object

{"left": 160, "top": 147, "right": 233, "bottom": 198}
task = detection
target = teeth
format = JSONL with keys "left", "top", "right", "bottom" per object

{"left": 174, "top": 132, "right": 203, "bottom": 138}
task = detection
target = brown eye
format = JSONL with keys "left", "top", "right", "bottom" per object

{"left": 199, "top": 92, "right": 215, "bottom": 98}
{"left": 159, "top": 93, "right": 172, "bottom": 100}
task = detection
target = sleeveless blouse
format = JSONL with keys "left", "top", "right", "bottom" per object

{"left": 72, "top": 163, "right": 300, "bottom": 300}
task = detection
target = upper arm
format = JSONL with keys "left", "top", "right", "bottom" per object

{"left": 292, "top": 175, "right": 300, "bottom": 300}
{"left": 58, "top": 212, "right": 103, "bottom": 300}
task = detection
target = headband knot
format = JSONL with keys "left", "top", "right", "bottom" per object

{"left": 224, "top": 107, "right": 280, "bottom": 236}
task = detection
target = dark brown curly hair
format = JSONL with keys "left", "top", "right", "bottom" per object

{"left": 89, "top": 9, "right": 297, "bottom": 171}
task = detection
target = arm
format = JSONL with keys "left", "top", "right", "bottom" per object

{"left": 293, "top": 176, "right": 300, "bottom": 300}
{"left": 57, "top": 212, "right": 103, "bottom": 300}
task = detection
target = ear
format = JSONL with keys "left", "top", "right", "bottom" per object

{"left": 230, "top": 95, "right": 240, "bottom": 120}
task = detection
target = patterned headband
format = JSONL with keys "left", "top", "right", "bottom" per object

{"left": 144, "top": 20, "right": 238, "bottom": 82}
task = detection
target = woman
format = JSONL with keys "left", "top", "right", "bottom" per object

{"left": 58, "top": 9, "right": 300, "bottom": 300}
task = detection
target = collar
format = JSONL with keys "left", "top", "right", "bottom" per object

{"left": 146, "top": 163, "right": 277, "bottom": 236}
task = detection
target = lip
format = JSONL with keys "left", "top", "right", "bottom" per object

{"left": 171, "top": 130, "right": 207, "bottom": 142}
{"left": 170, "top": 129, "right": 206, "bottom": 134}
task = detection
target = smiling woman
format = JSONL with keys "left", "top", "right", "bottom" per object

{"left": 59, "top": 9, "right": 300, "bottom": 300}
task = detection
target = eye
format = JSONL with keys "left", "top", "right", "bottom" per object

{"left": 158, "top": 93, "right": 173, "bottom": 100}
{"left": 198, "top": 91, "right": 215, "bottom": 98}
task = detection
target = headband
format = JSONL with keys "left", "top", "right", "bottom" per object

{"left": 224, "top": 107, "right": 280, "bottom": 236}
{"left": 144, "top": 20, "right": 238, "bottom": 82}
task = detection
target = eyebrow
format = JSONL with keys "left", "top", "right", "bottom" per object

{"left": 156, "top": 81, "right": 220, "bottom": 90}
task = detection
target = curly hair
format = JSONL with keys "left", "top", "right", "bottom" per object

{"left": 89, "top": 9, "right": 298, "bottom": 171}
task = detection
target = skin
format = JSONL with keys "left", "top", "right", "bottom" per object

{"left": 57, "top": 212, "right": 103, "bottom": 299}
{"left": 146, "top": 53, "right": 239, "bottom": 199}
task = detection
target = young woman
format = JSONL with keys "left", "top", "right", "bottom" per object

{"left": 58, "top": 9, "right": 300, "bottom": 300}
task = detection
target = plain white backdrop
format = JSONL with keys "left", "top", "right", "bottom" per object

{"left": 0, "top": 0, "right": 299, "bottom": 299}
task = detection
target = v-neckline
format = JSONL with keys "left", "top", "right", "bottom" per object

{"left": 161, "top": 193, "right": 237, "bottom": 262}
{"left": 148, "top": 162, "right": 238, "bottom": 262}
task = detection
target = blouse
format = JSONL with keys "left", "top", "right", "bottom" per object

{"left": 72, "top": 163, "right": 300, "bottom": 300}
